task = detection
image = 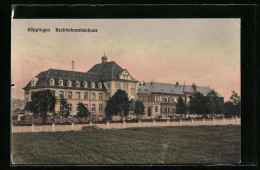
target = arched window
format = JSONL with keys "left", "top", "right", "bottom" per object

{"left": 75, "top": 81, "right": 80, "bottom": 87}
{"left": 155, "top": 106, "right": 158, "bottom": 112}
{"left": 58, "top": 79, "right": 63, "bottom": 86}
{"left": 99, "top": 93, "right": 103, "bottom": 100}
{"left": 99, "top": 104, "right": 103, "bottom": 112}
{"left": 98, "top": 83, "right": 102, "bottom": 89}
{"left": 84, "top": 81, "right": 88, "bottom": 88}
{"left": 92, "top": 104, "right": 96, "bottom": 112}
{"left": 67, "top": 80, "right": 72, "bottom": 87}
{"left": 31, "top": 78, "right": 38, "bottom": 86}
{"left": 49, "top": 78, "right": 54, "bottom": 86}
{"left": 91, "top": 82, "right": 95, "bottom": 88}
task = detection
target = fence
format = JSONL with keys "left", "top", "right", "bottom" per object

{"left": 12, "top": 117, "right": 240, "bottom": 133}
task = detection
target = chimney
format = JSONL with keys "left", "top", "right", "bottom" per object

{"left": 72, "top": 60, "right": 74, "bottom": 71}
{"left": 101, "top": 54, "right": 108, "bottom": 66}
{"left": 176, "top": 81, "right": 179, "bottom": 86}
{"left": 143, "top": 81, "right": 146, "bottom": 86}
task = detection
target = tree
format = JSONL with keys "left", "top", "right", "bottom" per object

{"left": 105, "top": 89, "right": 130, "bottom": 120}
{"left": 206, "top": 90, "right": 224, "bottom": 116}
{"left": 176, "top": 96, "right": 186, "bottom": 115}
{"left": 76, "top": 102, "right": 90, "bottom": 122}
{"left": 24, "top": 89, "right": 57, "bottom": 123}
{"left": 223, "top": 91, "right": 241, "bottom": 117}
{"left": 58, "top": 98, "right": 71, "bottom": 123}
{"left": 133, "top": 101, "right": 145, "bottom": 119}
{"left": 189, "top": 91, "right": 210, "bottom": 118}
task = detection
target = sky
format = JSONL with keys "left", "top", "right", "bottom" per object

{"left": 11, "top": 19, "right": 240, "bottom": 101}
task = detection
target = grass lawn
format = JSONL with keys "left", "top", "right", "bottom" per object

{"left": 12, "top": 125, "right": 240, "bottom": 165}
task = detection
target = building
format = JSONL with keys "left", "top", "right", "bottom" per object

{"left": 23, "top": 55, "right": 139, "bottom": 120}
{"left": 138, "top": 82, "right": 223, "bottom": 118}
{"left": 23, "top": 55, "right": 223, "bottom": 120}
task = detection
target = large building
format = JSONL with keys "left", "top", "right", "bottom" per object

{"left": 23, "top": 55, "right": 223, "bottom": 120}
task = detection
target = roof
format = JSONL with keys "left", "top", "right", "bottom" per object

{"left": 23, "top": 69, "right": 104, "bottom": 90}
{"left": 87, "top": 61, "right": 138, "bottom": 82}
{"left": 138, "top": 82, "right": 223, "bottom": 97}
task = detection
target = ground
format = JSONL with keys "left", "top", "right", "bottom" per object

{"left": 12, "top": 125, "right": 240, "bottom": 164}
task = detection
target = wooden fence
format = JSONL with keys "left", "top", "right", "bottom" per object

{"left": 12, "top": 117, "right": 240, "bottom": 133}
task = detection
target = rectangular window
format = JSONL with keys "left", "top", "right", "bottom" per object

{"left": 124, "top": 84, "right": 128, "bottom": 91}
{"left": 84, "top": 92, "right": 88, "bottom": 100}
{"left": 131, "top": 84, "right": 135, "bottom": 89}
{"left": 69, "top": 104, "right": 72, "bottom": 111}
{"left": 59, "top": 91, "right": 64, "bottom": 99}
{"left": 99, "top": 93, "right": 103, "bottom": 100}
{"left": 91, "top": 93, "right": 96, "bottom": 100}
{"left": 68, "top": 91, "right": 72, "bottom": 99}
{"left": 106, "top": 93, "right": 110, "bottom": 100}
{"left": 147, "top": 96, "right": 150, "bottom": 102}
{"left": 25, "top": 90, "right": 29, "bottom": 95}
{"left": 115, "top": 83, "right": 120, "bottom": 89}
{"left": 76, "top": 92, "right": 80, "bottom": 99}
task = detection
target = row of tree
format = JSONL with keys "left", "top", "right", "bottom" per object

{"left": 24, "top": 89, "right": 240, "bottom": 123}
{"left": 176, "top": 90, "right": 241, "bottom": 118}
{"left": 24, "top": 89, "right": 145, "bottom": 123}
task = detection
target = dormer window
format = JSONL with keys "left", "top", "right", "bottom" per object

{"left": 49, "top": 78, "right": 54, "bottom": 86}
{"left": 75, "top": 81, "right": 80, "bottom": 88}
{"left": 98, "top": 83, "right": 102, "bottom": 89}
{"left": 91, "top": 82, "right": 95, "bottom": 88}
{"left": 84, "top": 81, "right": 88, "bottom": 88}
{"left": 67, "top": 80, "right": 72, "bottom": 87}
{"left": 58, "top": 79, "right": 63, "bottom": 86}
{"left": 31, "top": 78, "right": 38, "bottom": 86}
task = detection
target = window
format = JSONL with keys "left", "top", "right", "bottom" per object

{"left": 58, "top": 79, "right": 63, "bottom": 86}
{"left": 69, "top": 104, "right": 72, "bottom": 111}
{"left": 123, "top": 84, "right": 128, "bottom": 91}
{"left": 167, "top": 107, "right": 170, "bottom": 113}
{"left": 49, "top": 78, "right": 54, "bottom": 86}
{"left": 155, "top": 106, "right": 158, "bottom": 112}
{"left": 91, "top": 93, "right": 96, "bottom": 100}
{"left": 68, "top": 91, "right": 72, "bottom": 99}
{"left": 166, "top": 96, "right": 170, "bottom": 103}
{"left": 106, "top": 93, "right": 110, "bottom": 100}
{"left": 160, "top": 96, "right": 163, "bottom": 102}
{"left": 67, "top": 80, "right": 72, "bottom": 87}
{"left": 165, "top": 107, "right": 167, "bottom": 113}
{"left": 131, "top": 84, "right": 135, "bottom": 89}
{"left": 59, "top": 91, "right": 64, "bottom": 99}
{"left": 98, "top": 83, "right": 102, "bottom": 89}
{"left": 99, "top": 93, "right": 103, "bottom": 100}
{"left": 75, "top": 81, "right": 80, "bottom": 87}
{"left": 76, "top": 92, "right": 80, "bottom": 99}
{"left": 115, "top": 82, "right": 120, "bottom": 89}
{"left": 25, "top": 90, "right": 29, "bottom": 95}
{"left": 160, "top": 107, "right": 163, "bottom": 113}
{"left": 76, "top": 105, "right": 79, "bottom": 112}
{"left": 91, "top": 82, "right": 95, "bottom": 88}
{"left": 142, "top": 96, "right": 145, "bottom": 102}
{"left": 84, "top": 92, "right": 88, "bottom": 100}
{"left": 92, "top": 104, "right": 96, "bottom": 112}
{"left": 31, "top": 78, "right": 38, "bottom": 86}
{"left": 147, "top": 96, "right": 150, "bottom": 102}
{"left": 59, "top": 104, "right": 63, "bottom": 112}
{"left": 99, "top": 104, "right": 103, "bottom": 112}
{"left": 85, "top": 104, "right": 88, "bottom": 110}
{"left": 84, "top": 82, "right": 88, "bottom": 88}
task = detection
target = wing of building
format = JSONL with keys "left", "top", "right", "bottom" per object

{"left": 23, "top": 55, "right": 223, "bottom": 119}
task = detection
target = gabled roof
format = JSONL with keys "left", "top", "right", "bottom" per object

{"left": 87, "top": 61, "right": 138, "bottom": 82}
{"left": 138, "top": 82, "right": 223, "bottom": 97}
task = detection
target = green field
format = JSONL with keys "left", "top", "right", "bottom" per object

{"left": 12, "top": 126, "right": 240, "bottom": 165}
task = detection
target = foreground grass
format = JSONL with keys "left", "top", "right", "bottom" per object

{"left": 12, "top": 125, "right": 240, "bottom": 164}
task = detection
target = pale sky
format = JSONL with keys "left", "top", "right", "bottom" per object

{"left": 11, "top": 19, "right": 240, "bottom": 101}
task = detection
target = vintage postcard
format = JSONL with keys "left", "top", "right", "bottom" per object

{"left": 11, "top": 19, "right": 241, "bottom": 164}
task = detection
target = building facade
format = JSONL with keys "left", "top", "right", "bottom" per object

{"left": 23, "top": 55, "right": 223, "bottom": 119}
